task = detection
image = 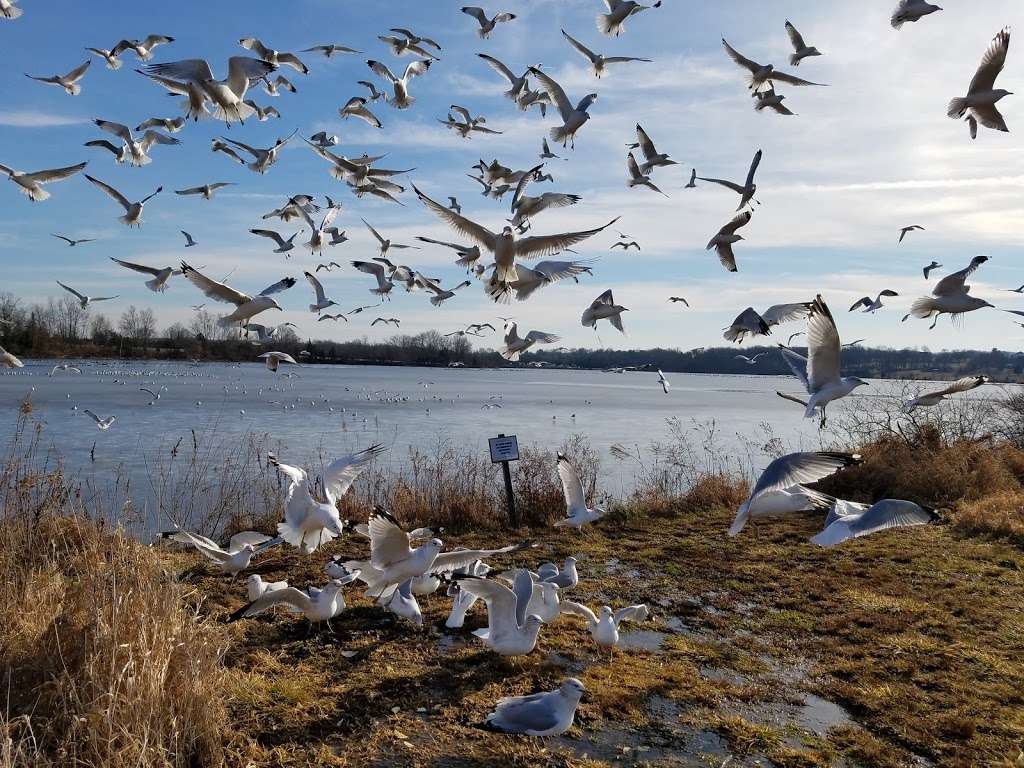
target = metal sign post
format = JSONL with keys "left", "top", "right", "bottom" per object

{"left": 488, "top": 434, "right": 520, "bottom": 528}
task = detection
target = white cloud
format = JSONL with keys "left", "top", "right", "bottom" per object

{"left": 0, "top": 110, "right": 88, "bottom": 128}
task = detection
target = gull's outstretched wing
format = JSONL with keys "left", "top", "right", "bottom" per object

{"left": 806, "top": 295, "right": 841, "bottom": 391}
{"left": 321, "top": 444, "right": 386, "bottom": 504}
{"left": 557, "top": 453, "right": 588, "bottom": 515}
{"left": 180, "top": 262, "right": 250, "bottom": 306}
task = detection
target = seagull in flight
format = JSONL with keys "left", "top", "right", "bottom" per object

{"left": 500, "top": 323, "right": 560, "bottom": 361}
{"left": 25, "top": 59, "right": 91, "bottom": 95}
{"left": 724, "top": 303, "right": 811, "bottom": 343}
{"left": 340, "top": 96, "right": 383, "bottom": 129}
{"left": 707, "top": 210, "right": 751, "bottom": 272}
{"left": 175, "top": 182, "right": 234, "bottom": 200}
{"left": 142, "top": 56, "right": 275, "bottom": 125}
{"left": 366, "top": 59, "right": 432, "bottom": 110}
{"left": 581, "top": 289, "right": 628, "bottom": 334}
{"left": 735, "top": 352, "right": 768, "bottom": 364}
{"left": 91, "top": 119, "right": 180, "bottom": 166}
{"left": 891, "top": 0, "right": 943, "bottom": 30}
{"left": 238, "top": 38, "right": 308, "bottom": 73}
{"left": 351, "top": 260, "right": 395, "bottom": 299}
{"left": 849, "top": 290, "right": 898, "bottom": 313}
{"left": 250, "top": 229, "right": 299, "bottom": 254}
{"left": 52, "top": 234, "right": 95, "bottom": 247}
{"left": 812, "top": 499, "right": 940, "bottom": 547}
{"left": 904, "top": 375, "right": 989, "bottom": 412}
{"left": 698, "top": 149, "right": 762, "bottom": 210}
{"left": 180, "top": 230, "right": 197, "bottom": 247}
{"left": 668, "top": 297, "right": 689, "bottom": 305}
{"left": 610, "top": 240, "right": 640, "bottom": 250}
{"left": 302, "top": 43, "right": 360, "bottom": 58}
{"left": 628, "top": 124, "right": 677, "bottom": 174}
{"left": 560, "top": 28, "right": 651, "bottom": 78}
{"left": 56, "top": 281, "right": 118, "bottom": 308}
{"left": 906, "top": 255, "right": 992, "bottom": 328}
{"left": 685, "top": 168, "right": 697, "bottom": 188}
{"left": 898, "top": 224, "right": 925, "bottom": 243}
{"left": 304, "top": 271, "right": 339, "bottom": 313}
{"left": 0, "top": 160, "right": 87, "bottom": 202}
{"left": 109, "top": 257, "right": 182, "bottom": 293}
{"left": 924, "top": 261, "right": 942, "bottom": 279}
{"left": 180, "top": 262, "right": 296, "bottom": 327}
{"left": 947, "top": 27, "right": 1012, "bottom": 139}
{"left": 626, "top": 152, "right": 667, "bottom": 196}
{"left": 597, "top": 0, "right": 662, "bottom": 38}
{"left": 657, "top": 369, "right": 670, "bottom": 394}
{"left": 784, "top": 20, "right": 822, "bottom": 66}
{"left": 83, "top": 409, "right": 116, "bottom": 430}
{"left": 528, "top": 67, "right": 597, "bottom": 149}
{"left": 721, "top": 38, "right": 826, "bottom": 92}
{"left": 554, "top": 453, "right": 606, "bottom": 527}
{"left": 83, "top": 175, "right": 161, "bottom": 227}
{"left": 461, "top": 6, "right": 516, "bottom": 38}
{"left": 1, "top": 0, "right": 23, "bottom": 20}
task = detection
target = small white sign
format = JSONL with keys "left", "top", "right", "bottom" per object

{"left": 489, "top": 435, "right": 520, "bottom": 463}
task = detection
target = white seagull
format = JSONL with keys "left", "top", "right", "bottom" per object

{"left": 83, "top": 409, "right": 117, "bottom": 430}
{"left": 812, "top": 499, "right": 940, "bottom": 547}
{"left": 581, "top": 289, "right": 628, "bottom": 334}
{"left": 721, "top": 38, "right": 826, "bottom": 91}
{"left": 707, "top": 210, "right": 751, "bottom": 272}
{"left": 219, "top": 131, "right": 296, "bottom": 174}
{"left": 501, "top": 323, "right": 560, "bottom": 361}
{"left": 304, "top": 271, "right": 339, "bottom": 313}
{"left": 849, "top": 290, "right": 899, "bottom": 313}
{"left": 483, "top": 678, "right": 586, "bottom": 736}
{"left": 528, "top": 66, "right": 597, "bottom": 149}
{"left": 109, "top": 257, "right": 181, "bottom": 293}
{"left": 1, "top": 0, "right": 23, "bottom": 20}
{"left": 904, "top": 375, "right": 989, "bottom": 412}
{"left": 597, "top": 0, "right": 662, "bottom": 38}
{"left": 906, "top": 256, "right": 993, "bottom": 329}
{"left": 454, "top": 570, "right": 544, "bottom": 656}
{"left": 0, "top": 347, "right": 23, "bottom": 368}
{"left": 560, "top": 602, "right": 649, "bottom": 650}
{"left": 723, "top": 302, "right": 812, "bottom": 343}
{"left": 25, "top": 60, "right": 91, "bottom": 95}
{"left": 56, "top": 281, "right": 118, "bottom": 308}
{"left": 366, "top": 59, "right": 432, "bottom": 110}
{"left": 554, "top": 453, "right": 606, "bottom": 527}
{"left": 228, "top": 574, "right": 361, "bottom": 627}
{"left": 259, "top": 351, "right": 298, "bottom": 372}
{"left": 0, "top": 160, "right": 87, "bottom": 202}
{"left": 92, "top": 119, "right": 180, "bottom": 166}
{"left": 728, "top": 451, "right": 861, "bottom": 536}
{"left": 629, "top": 123, "right": 677, "bottom": 174}
{"left": 175, "top": 182, "right": 234, "bottom": 200}
{"left": 268, "top": 446, "right": 384, "bottom": 553}
{"left": 180, "top": 262, "right": 296, "bottom": 327}
{"left": 339, "top": 96, "right": 383, "bottom": 128}
{"left": 779, "top": 296, "right": 870, "bottom": 420}
{"left": 626, "top": 152, "right": 667, "bottom": 196}
{"left": 461, "top": 6, "right": 516, "bottom": 38}
{"left": 238, "top": 38, "right": 308, "bottom": 73}
{"left": 52, "top": 234, "right": 95, "bottom": 247}
{"left": 351, "top": 260, "right": 395, "bottom": 298}
{"left": 947, "top": 27, "right": 1012, "bottom": 138}
{"left": 83, "top": 174, "right": 161, "bottom": 227}
{"left": 560, "top": 28, "right": 651, "bottom": 78}
{"left": 250, "top": 228, "right": 299, "bottom": 254}
{"left": 161, "top": 529, "right": 272, "bottom": 576}
{"left": 143, "top": 56, "right": 276, "bottom": 125}
{"left": 657, "top": 369, "right": 670, "bottom": 394}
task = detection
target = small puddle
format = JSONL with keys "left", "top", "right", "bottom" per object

{"left": 618, "top": 629, "right": 667, "bottom": 651}
{"left": 798, "top": 693, "right": 854, "bottom": 734}
{"left": 435, "top": 635, "right": 468, "bottom": 655}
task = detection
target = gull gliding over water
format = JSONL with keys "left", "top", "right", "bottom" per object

{"left": 906, "top": 256, "right": 992, "bottom": 328}
{"left": 179, "top": 262, "right": 296, "bottom": 327}
{"left": 500, "top": 323, "right": 560, "bottom": 361}
{"left": 904, "top": 376, "right": 989, "bottom": 412}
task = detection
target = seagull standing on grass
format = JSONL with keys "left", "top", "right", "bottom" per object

{"left": 501, "top": 323, "right": 560, "bottom": 361}
{"left": 904, "top": 375, "right": 989, "bottom": 411}
{"left": 727, "top": 451, "right": 862, "bottom": 536}
{"left": 267, "top": 446, "right": 385, "bottom": 554}
{"left": 180, "top": 263, "right": 296, "bottom": 327}
{"left": 779, "top": 296, "right": 870, "bottom": 421}
{"left": 483, "top": 679, "right": 586, "bottom": 736}
{"left": 849, "top": 290, "right": 899, "bottom": 313}
{"left": 554, "top": 453, "right": 606, "bottom": 528}
{"left": 228, "top": 573, "right": 362, "bottom": 628}
{"left": 56, "top": 281, "right": 118, "bottom": 308}
{"left": 0, "top": 160, "right": 87, "bottom": 202}
{"left": 812, "top": 499, "right": 940, "bottom": 547}
{"left": 160, "top": 530, "right": 273, "bottom": 576}
{"left": 83, "top": 175, "right": 161, "bottom": 226}
{"left": 947, "top": 27, "right": 1013, "bottom": 138}
{"left": 560, "top": 602, "right": 649, "bottom": 651}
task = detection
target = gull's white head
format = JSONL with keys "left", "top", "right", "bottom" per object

{"left": 560, "top": 678, "right": 587, "bottom": 698}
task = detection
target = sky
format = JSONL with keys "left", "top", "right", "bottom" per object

{"left": 0, "top": 0, "right": 1022, "bottom": 354}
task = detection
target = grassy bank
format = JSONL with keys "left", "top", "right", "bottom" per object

{"left": 2, "top": 400, "right": 1024, "bottom": 767}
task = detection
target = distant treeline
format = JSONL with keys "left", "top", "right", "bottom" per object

{"left": 2, "top": 291, "right": 1022, "bottom": 380}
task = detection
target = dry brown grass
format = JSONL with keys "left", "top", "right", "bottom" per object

{"left": 0, "top": 418, "right": 231, "bottom": 768}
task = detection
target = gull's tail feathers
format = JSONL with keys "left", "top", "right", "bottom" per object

{"left": 947, "top": 97, "right": 969, "bottom": 119}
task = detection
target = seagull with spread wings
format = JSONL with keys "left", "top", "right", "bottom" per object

{"left": 109, "top": 257, "right": 182, "bottom": 293}
{"left": 228, "top": 574, "right": 361, "bottom": 627}
{"left": 706, "top": 211, "right": 751, "bottom": 272}
{"left": 899, "top": 224, "right": 924, "bottom": 243}
{"left": 697, "top": 149, "right": 762, "bottom": 210}
{"left": 413, "top": 184, "right": 616, "bottom": 301}
{"left": 142, "top": 56, "right": 276, "bottom": 125}
{"left": 304, "top": 271, "right": 338, "bottom": 313}
{"left": 238, "top": 38, "right": 308, "bottom": 73}
{"left": 461, "top": 6, "right": 516, "bottom": 38}
{"left": 249, "top": 229, "right": 299, "bottom": 256}
{"left": 297, "top": 203, "right": 341, "bottom": 254}
{"left": 723, "top": 302, "right": 812, "bottom": 343}
{"left": 626, "top": 151, "right": 667, "bottom": 196}
{"left": 597, "top": 0, "right": 662, "bottom": 38}
{"left": 219, "top": 130, "right": 296, "bottom": 174}
{"left": 91, "top": 119, "right": 180, "bottom": 167}
{"left": 1, "top": 0, "right": 23, "bottom": 20}
{"left": 25, "top": 59, "right": 91, "bottom": 95}
{"left": 560, "top": 602, "right": 649, "bottom": 650}
{"left": 948, "top": 27, "right": 1012, "bottom": 139}
{"left": 175, "top": 182, "right": 234, "bottom": 200}
{"left": 366, "top": 59, "right": 432, "bottom": 109}
{"left": 891, "top": 0, "right": 942, "bottom": 30}
{"left": 721, "top": 38, "right": 827, "bottom": 92}
{"left": 0, "top": 160, "right": 87, "bottom": 202}
{"left": 778, "top": 296, "right": 869, "bottom": 421}
{"left": 812, "top": 499, "right": 940, "bottom": 547}
{"left": 57, "top": 281, "right": 118, "bottom": 308}
{"left": 849, "top": 290, "right": 899, "bottom": 313}
{"left": 628, "top": 123, "right": 677, "bottom": 174}
{"left": 904, "top": 375, "right": 989, "bottom": 412}
{"left": 453, "top": 570, "right": 544, "bottom": 656}
{"left": 83, "top": 174, "right": 161, "bottom": 227}
{"left": 554, "top": 452, "right": 606, "bottom": 527}
{"left": 581, "top": 289, "right": 628, "bottom": 334}
{"left": 161, "top": 530, "right": 271, "bottom": 576}
{"left": 906, "top": 256, "right": 993, "bottom": 328}
{"left": 784, "top": 20, "right": 822, "bottom": 66}
{"left": 339, "top": 96, "right": 383, "bottom": 128}
{"left": 505, "top": 259, "right": 596, "bottom": 303}
{"left": 351, "top": 260, "right": 395, "bottom": 299}
{"left": 528, "top": 66, "right": 597, "bottom": 149}
{"left": 500, "top": 323, "right": 560, "bottom": 361}
{"left": 510, "top": 166, "right": 581, "bottom": 227}
{"left": 302, "top": 43, "right": 360, "bottom": 58}
{"left": 378, "top": 34, "right": 439, "bottom": 61}
{"left": 52, "top": 234, "right": 95, "bottom": 247}
{"left": 179, "top": 262, "right": 295, "bottom": 327}
{"left": 560, "top": 28, "right": 651, "bottom": 78}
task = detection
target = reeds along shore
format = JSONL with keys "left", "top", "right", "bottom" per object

{"left": 1, "top": 386, "right": 1023, "bottom": 767}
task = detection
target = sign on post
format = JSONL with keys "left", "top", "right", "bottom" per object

{"left": 489, "top": 434, "right": 520, "bottom": 528}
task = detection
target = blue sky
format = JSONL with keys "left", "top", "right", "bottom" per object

{"left": 1, "top": 0, "right": 1022, "bottom": 352}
